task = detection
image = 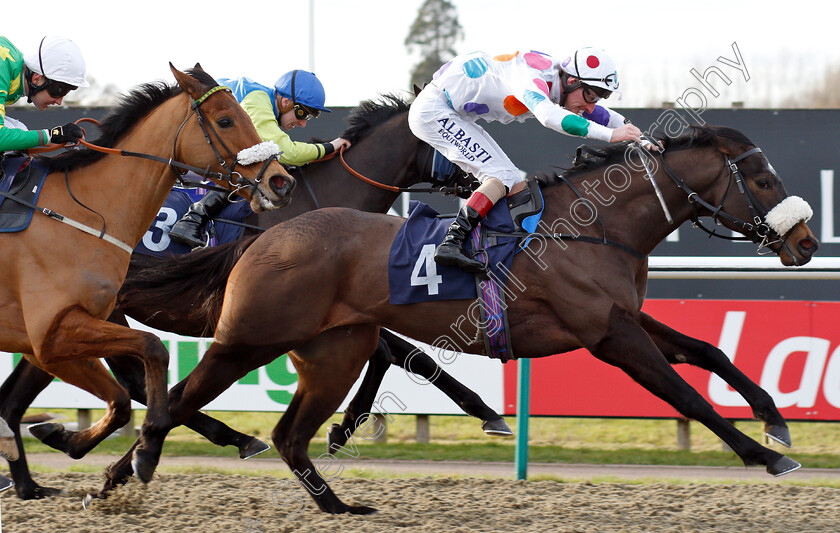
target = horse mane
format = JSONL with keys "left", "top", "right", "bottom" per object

{"left": 44, "top": 68, "right": 218, "bottom": 172}
{"left": 536, "top": 125, "right": 755, "bottom": 187}
{"left": 340, "top": 93, "right": 411, "bottom": 143}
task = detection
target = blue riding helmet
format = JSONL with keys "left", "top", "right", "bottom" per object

{"left": 274, "top": 70, "right": 331, "bottom": 112}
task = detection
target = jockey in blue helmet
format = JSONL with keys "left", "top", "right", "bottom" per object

{"left": 169, "top": 69, "right": 351, "bottom": 249}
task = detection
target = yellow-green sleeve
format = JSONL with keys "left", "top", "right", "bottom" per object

{"left": 240, "top": 90, "right": 326, "bottom": 166}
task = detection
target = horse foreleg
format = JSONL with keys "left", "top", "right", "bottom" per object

{"left": 326, "top": 335, "right": 391, "bottom": 453}
{"left": 276, "top": 326, "right": 379, "bottom": 514}
{"left": 105, "top": 353, "right": 269, "bottom": 459}
{"left": 640, "top": 312, "right": 791, "bottom": 446}
{"left": 32, "top": 307, "right": 170, "bottom": 481}
{"left": 588, "top": 306, "right": 799, "bottom": 476}
{"left": 0, "top": 357, "right": 64, "bottom": 499}
{"left": 381, "top": 330, "right": 511, "bottom": 436}
{"left": 91, "top": 338, "right": 275, "bottom": 503}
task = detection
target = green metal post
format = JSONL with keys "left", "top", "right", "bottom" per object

{"left": 514, "top": 358, "right": 530, "bottom": 480}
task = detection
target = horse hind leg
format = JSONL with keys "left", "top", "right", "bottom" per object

{"left": 640, "top": 312, "right": 791, "bottom": 447}
{"left": 25, "top": 357, "right": 131, "bottom": 459}
{"left": 31, "top": 307, "right": 170, "bottom": 479}
{"left": 591, "top": 306, "right": 798, "bottom": 476}
{"left": 0, "top": 357, "right": 65, "bottom": 499}
{"left": 381, "top": 329, "right": 511, "bottom": 436}
{"left": 328, "top": 329, "right": 512, "bottom": 451}
{"left": 277, "top": 326, "right": 379, "bottom": 515}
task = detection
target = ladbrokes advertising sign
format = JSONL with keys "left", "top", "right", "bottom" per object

{"left": 503, "top": 299, "right": 840, "bottom": 420}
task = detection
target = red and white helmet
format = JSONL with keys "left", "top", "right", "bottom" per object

{"left": 560, "top": 47, "right": 620, "bottom": 96}
{"left": 24, "top": 35, "right": 89, "bottom": 88}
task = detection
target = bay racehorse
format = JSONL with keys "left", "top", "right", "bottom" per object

{"left": 0, "top": 64, "right": 294, "bottom": 488}
{"left": 94, "top": 125, "right": 818, "bottom": 513}
{"left": 1, "top": 95, "right": 507, "bottom": 499}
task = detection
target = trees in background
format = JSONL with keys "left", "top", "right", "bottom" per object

{"left": 405, "top": 0, "right": 463, "bottom": 89}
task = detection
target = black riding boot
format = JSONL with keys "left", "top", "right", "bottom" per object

{"left": 168, "top": 191, "right": 230, "bottom": 249}
{"left": 434, "top": 204, "right": 486, "bottom": 274}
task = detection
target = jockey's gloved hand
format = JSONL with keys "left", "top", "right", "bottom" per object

{"left": 50, "top": 123, "right": 84, "bottom": 144}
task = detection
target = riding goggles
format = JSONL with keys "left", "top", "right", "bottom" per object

{"left": 42, "top": 79, "right": 77, "bottom": 98}
{"left": 582, "top": 84, "right": 613, "bottom": 104}
{"left": 293, "top": 103, "right": 320, "bottom": 121}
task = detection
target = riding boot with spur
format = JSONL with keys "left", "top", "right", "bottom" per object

{"left": 434, "top": 203, "right": 487, "bottom": 274}
{"left": 168, "top": 190, "right": 230, "bottom": 249}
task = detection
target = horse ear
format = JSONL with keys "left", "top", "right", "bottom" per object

{"left": 194, "top": 62, "right": 204, "bottom": 72}
{"left": 413, "top": 84, "right": 425, "bottom": 97}
{"left": 711, "top": 134, "right": 743, "bottom": 158}
{"left": 170, "top": 62, "right": 204, "bottom": 99}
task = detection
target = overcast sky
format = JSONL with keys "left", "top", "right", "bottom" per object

{"left": 7, "top": 1, "right": 838, "bottom": 107}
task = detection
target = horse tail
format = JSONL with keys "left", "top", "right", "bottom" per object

{"left": 118, "top": 236, "right": 260, "bottom": 332}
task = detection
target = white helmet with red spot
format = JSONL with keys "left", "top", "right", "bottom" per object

{"left": 560, "top": 47, "right": 620, "bottom": 96}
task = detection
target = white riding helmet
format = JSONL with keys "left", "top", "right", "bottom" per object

{"left": 560, "top": 47, "right": 621, "bottom": 96}
{"left": 24, "top": 36, "right": 89, "bottom": 88}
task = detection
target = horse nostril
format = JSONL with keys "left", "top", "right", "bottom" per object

{"left": 798, "top": 238, "right": 818, "bottom": 255}
{"left": 269, "top": 174, "right": 294, "bottom": 196}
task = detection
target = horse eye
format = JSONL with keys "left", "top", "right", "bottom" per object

{"left": 756, "top": 178, "right": 771, "bottom": 189}
{"left": 217, "top": 117, "right": 233, "bottom": 128}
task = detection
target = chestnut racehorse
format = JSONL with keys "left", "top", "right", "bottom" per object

{"left": 0, "top": 64, "right": 294, "bottom": 484}
{"left": 102, "top": 126, "right": 819, "bottom": 513}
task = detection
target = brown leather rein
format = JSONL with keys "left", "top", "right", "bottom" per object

{"left": 320, "top": 145, "right": 468, "bottom": 196}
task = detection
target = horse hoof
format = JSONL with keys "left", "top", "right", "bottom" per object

{"left": 326, "top": 424, "right": 348, "bottom": 453}
{"left": 767, "top": 455, "right": 801, "bottom": 476}
{"left": 240, "top": 437, "right": 271, "bottom": 460}
{"left": 30, "top": 485, "right": 64, "bottom": 499}
{"left": 82, "top": 493, "right": 96, "bottom": 510}
{"left": 482, "top": 418, "right": 513, "bottom": 437}
{"left": 28, "top": 422, "right": 62, "bottom": 442}
{"left": 131, "top": 448, "right": 159, "bottom": 484}
{"left": 0, "top": 474, "right": 13, "bottom": 493}
{"left": 765, "top": 425, "right": 792, "bottom": 447}
{"left": 348, "top": 505, "right": 378, "bottom": 515}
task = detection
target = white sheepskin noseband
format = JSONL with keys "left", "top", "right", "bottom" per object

{"left": 764, "top": 196, "right": 813, "bottom": 235}
{"left": 237, "top": 141, "right": 281, "bottom": 165}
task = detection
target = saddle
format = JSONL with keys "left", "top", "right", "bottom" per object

{"left": 506, "top": 178, "right": 544, "bottom": 236}
{"left": 0, "top": 156, "right": 49, "bottom": 233}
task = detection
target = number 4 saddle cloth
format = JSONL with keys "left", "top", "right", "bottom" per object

{"left": 387, "top": 180, "right": 544, "bottom": 362}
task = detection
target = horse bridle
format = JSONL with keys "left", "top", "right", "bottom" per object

{"left": 168, "top": 85, "right": 278, "bottom": 196}
{"left": 57, "top": 85, "right": 277, "bottom": 197}
{"left": 656, "top": 146, "right": 788, "bottom": 253}
{"left": 14, "top": 84, "right": 281, "bottom": 255}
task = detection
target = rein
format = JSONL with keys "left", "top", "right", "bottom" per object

{"left": 656, "top": 147, "right": 781, "bottom": 249}
{"left": 17, "top": 85, "right": 275, "bottom": 254}
{"left": 487, "top": 145, "right": 784, "bottom": 262}
{"left": 30, "top": 87, "right": 274, "bottom": 192}
{"left": 337, "top": 145, "right": 470, "bottom": 197}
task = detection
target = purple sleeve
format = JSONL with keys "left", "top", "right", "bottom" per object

{"left": 582, "top": 105, "right": 611, "bottom": 127}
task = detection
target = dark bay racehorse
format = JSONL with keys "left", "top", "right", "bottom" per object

{"left": 96, "top": 125, "right": 818, "bottom": 513}
{"left": 1, "top": 95, "right": 507, "bottom": 499}
{"left": 0, "top": 64, "right": 293, "bottom": 491}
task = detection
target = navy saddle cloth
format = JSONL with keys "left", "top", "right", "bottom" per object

{"left": 0, "top": 156, "right": 49, "bottom": 232}
{"left": 388, "top": 200, "right": 521, "bottom": 305}
{"left": 135, "top": 187, "right": 253, "bottom": 257}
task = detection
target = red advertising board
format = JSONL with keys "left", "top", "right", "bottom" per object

{"left": 503, "top": 300, "right": 840, "bottom": 421}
